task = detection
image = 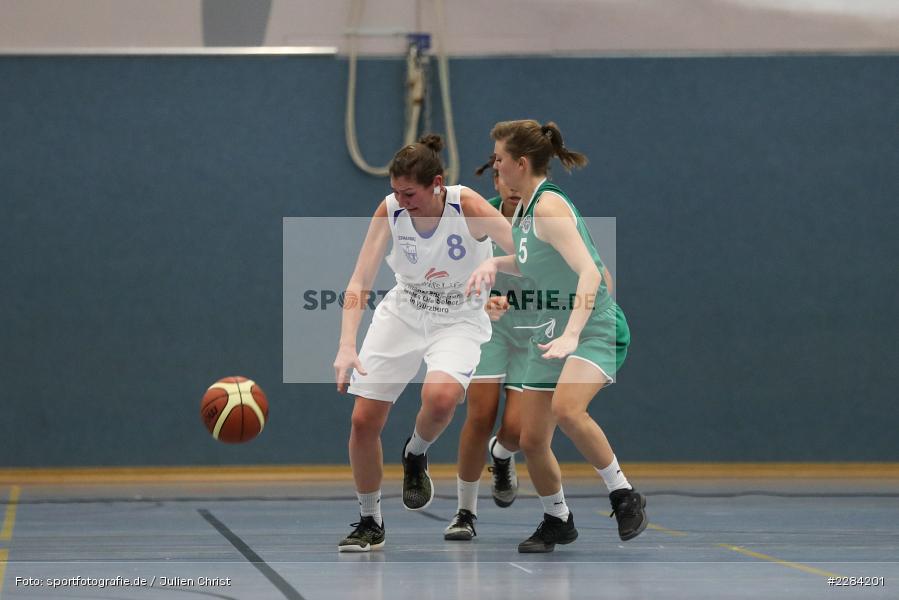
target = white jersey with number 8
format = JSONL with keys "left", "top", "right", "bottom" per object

{"left": 385, "top": 185, "right": 492, "bottom": 318}
{"left": 347, "top": 185, "right": 494, "bottom": 403}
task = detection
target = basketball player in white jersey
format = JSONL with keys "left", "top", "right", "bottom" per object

{"left": 333, "top": 134, "right": 514, "bottom": 551}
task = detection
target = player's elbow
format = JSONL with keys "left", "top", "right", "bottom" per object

{"left": 579, "top": 263, "right": 602, "bottom": 287}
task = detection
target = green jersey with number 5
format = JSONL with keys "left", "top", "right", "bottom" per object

{"left": 512, "top": 180, "right": 613, "bottom": 322}
{"left": 487, "top": 195, "right": 537, "bottom": 324}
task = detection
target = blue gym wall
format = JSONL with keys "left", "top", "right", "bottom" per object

{"left": 2, "top": 55, "right": 897, "bottom": 467}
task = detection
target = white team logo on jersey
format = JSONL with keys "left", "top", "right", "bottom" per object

{"left": 520, "top": 215, "right": 532, "bottom": 234}
{"left": 399, "top": 237, "right": 418, "bottom": 263}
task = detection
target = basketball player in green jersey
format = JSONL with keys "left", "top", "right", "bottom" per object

{"left": 445, "top": 158, "right": 530, "bottom": 540}
{"left": 446, "top": 157, "right": 620, "bottom": 541}
{"left": 467, "top": 120, "right": 647, "bottom": 553}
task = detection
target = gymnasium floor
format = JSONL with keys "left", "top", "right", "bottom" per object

{"left": 1, "top": 472, "right": 897, "bottom": 599}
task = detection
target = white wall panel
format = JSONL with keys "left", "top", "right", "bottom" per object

{"left": 1, "top": 0, "right": 897, "bottom": 53}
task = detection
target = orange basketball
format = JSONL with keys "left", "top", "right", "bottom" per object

{"left": 201, "top": 376, "right": 269, "bottom": 443}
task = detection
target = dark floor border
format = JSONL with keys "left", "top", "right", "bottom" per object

{"left": 198, "top": 508, "right": 305, "bottom": 600}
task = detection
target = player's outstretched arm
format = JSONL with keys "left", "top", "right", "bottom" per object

{"left": 459, "top": 186, "right": 514, "bottom": 254}
{"left": 532, "top": 192, "right": 601, "bottom": 360}
{"left": 334, "top": 200, "right": 390, "bottom": 392}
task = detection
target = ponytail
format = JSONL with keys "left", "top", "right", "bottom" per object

{"left": 474, "top": 154, "right": 496, "bottom": 177}
{"left": 492, "top": 119, "right": 588, "bottom": 176}
{"left": 541, "top": 122, "right": 588, "bottom": 173}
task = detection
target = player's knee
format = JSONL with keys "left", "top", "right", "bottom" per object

{"left": 464, "top": 405, "right": 497, "bottom": 433}
{"left": 551, "top": 402, "right": 586, "bottom": 431}
{"left": 498, "top": 422, "right": 521, "bottom": 447}
{"left": 422, "top": 384, "right": 462, "bottom": 407}
{"left": 427, "top": 399, "right": 457, "bottom": 424}
{"left": 463, "top": 415, "right": 494, "bottom": 439}
{"left": 518, "top": 431, "right": 551, "bottom": 455}
{"left": 350, "top": 407, "right": 386, "bottom": 438}
{"left": 422, "top": 389, "right": 459, "bottom": 422}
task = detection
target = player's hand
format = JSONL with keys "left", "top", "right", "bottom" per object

{"left": 485, "top": 295, "right": 510, "bottom": 321}
{"left": 334, "top": 345, "right": 366, "bottom": 393}
{"left": 537, "top": 332, "right": 579, "bottom": 360}
{"left": 466, "top": 258, "right": 497, "bottom": 297}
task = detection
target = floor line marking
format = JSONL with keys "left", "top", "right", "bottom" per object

{"left": 718, "top": 544, "right": 842, "bottom": 578}
{"left": 600, "top": 512, "right": 840, "bottom": 579}
{"left": 0, "top": 486, "right": 20, "bottom": 540}
{"left": 594, "top": 512, "right": 689, "bottom": 538}
{"left": 0, "top": 548, "right": 8, "bottom": 597}
{"left": 415, "top": 509, "right": 448, "bottom": 523}
{"left": 508, "top": 562, "right": 533, "bottom": 574}
{"left": 646, "top": 523, "right": 689, "bottom": 537}
{"left": 198, "top": 509, "right": 305, "bottom": 600}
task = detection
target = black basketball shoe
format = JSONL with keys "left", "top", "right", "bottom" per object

{"left": 338, "top": 516, "right": 385, "bottom": 552}
{"left": 609, "top": 488, "right": 648, "bottom": 541}
{"left": 402, "top": 438, "right": 434, "bottom": 510}
{"left": 487, "top": 436, "right": 518, "bottom": 507}
{"left": 444, "top": 509, "right": 478, "bottom": 541}
{"left": 517, "top": 513, "right": 578, "bottom": 553}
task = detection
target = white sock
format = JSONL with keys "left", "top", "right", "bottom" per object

{"left": 357, "top": 490, "right": 382, "bottom": 526}
{"left": 490, "top": 437, "right": 515, "bottom": 460}
{"left": 457, "top": 476, "right": 480, "bottom": 515}
{"left": 539, "top": 488, "right": 570, "bottom": 521}
{"left": 596, "top": 455, "right": 632, "bottom": 493}
{"left": 405, "top": 428, "right": 433, "bottom": 457}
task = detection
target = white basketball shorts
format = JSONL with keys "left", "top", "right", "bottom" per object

{"left": 347, "top": 291, "right": 491, "bottom": 403}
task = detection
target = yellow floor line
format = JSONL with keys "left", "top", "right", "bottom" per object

{"left": 594, "top": 513, "right": 691, "bottom": 537}
{"left": 0, "top": 548, "right": 8, "bottom": 597}
{"left": 0, "top": 487, "right": 19, "bottom": 541}
{"left": 613, "top": 516, "right": 839, "bottom": 578}
{"left": 646, "top": 522, "right": 689, "bottom": 537}
{"left": 718, "top": 543, "right": 841, "bottom": 578}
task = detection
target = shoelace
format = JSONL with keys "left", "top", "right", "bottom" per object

{"left": 452, "top": 513, "right": 474, "bottom": 528}
{"left": 347, "top": 521, "right": 367, "bottom": 538}
{"left": 609, "top": 496, "right": 638, "bottom": 519}
{"left": 405, "top": 469, "right": 426, "bottom": 489}
{"left": 405, "top": 455, "right": 427, "bottom": 485}
{"left": 531, "top": 519, "right": 561, "bottom": 541}
{"left": 348, "top": 519, "right": 380, "bottom": 536}
{"left": 488, "top": 459, "right": 512, "bottom": 487}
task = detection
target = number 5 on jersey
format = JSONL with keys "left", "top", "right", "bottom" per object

{"left": 518, "top": 237, "right": 528, "bottom": 263}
